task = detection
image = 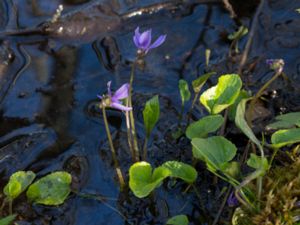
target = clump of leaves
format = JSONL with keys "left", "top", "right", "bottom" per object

{"left": 233, "top": 159, "right": 300, "bottom": 225}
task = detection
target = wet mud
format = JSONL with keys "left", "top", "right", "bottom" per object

{"left": 0, "top": 0, "right": 299, "bottom": 224}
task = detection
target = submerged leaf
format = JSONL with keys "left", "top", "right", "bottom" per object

{"left": 179, "top": 80, "right": 191, "bottom": 104}
{"left": 200, "top": 74, "right": 242, "bottom": 114}
{"left": 271, "top": 128, "right": 300, "bottom": 148}
{"left": 191, "top": 136, "right": 237, "bottom": 172}
{"left": 143, "top": 95, "right": 160, "bottom": 138}
{"left": 4, "top": 171, "right": 36, "bottom": 200}
{"left": 162, "top": 161, "right": 197, "bottom": 183}
{"left": 186, "top": 114, "right": 224, "bottom": 139}
{"left": 26, "top": 171, "right": 71, "bottom": 205}
{"left": 166, "top": 215, "right": 189, "bottom": 225}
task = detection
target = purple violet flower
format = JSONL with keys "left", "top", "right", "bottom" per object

{"left": 266, "top": 58, "right": 285, "bottom": 73}
{"left": 227, "top": 192, "right": 239, "bottom": 207}
{"left": 98, "top": 81, "right": 132, "bottom": 111}
{"left": 133, "top": 27, "right": 166, "bottom": 54}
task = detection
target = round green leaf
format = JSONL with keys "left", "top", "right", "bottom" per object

{"left": 4, "top": 171, "right": 36, "bottom": 200}
{"left": 200, "top": 74, "right": 242, "bottom": 114}
{"left": 162, "top": 161, "right": 197, "bottom": 183}
{"left": 267, "top": 112, "right": 300, "bottom": 130}
{"left": 26, "top": 171, "right": 72, "bottom": 205}
{"left": 191, "top": 136, "right": 237, "bottom": 172}
{"left": 166, "top": 215, "right": 189, "bottom": 225}
{"left": 186, "top": 114, "right": 224, "bottom": 139}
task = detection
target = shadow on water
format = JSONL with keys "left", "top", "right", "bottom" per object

{"left": 0, "top": 0, "right": 299, "bottom": 224}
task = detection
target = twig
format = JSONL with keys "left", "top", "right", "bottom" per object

{"left": 212, "top": 186, "right": 232, "bottom": 225}
{"left": 238, "top": 0, "right": 265, "bottom": 75}
{"left": 222, "top": 0, "right": 236, "bottom": 18}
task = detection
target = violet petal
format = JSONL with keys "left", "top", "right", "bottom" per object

{"left": 148, "top": 34, "right": 166, "bottom": 51}
{"left": 107, "top": 81, "right": 112, "bottom": 96}
{"left": 111, "top": 102, "right": 132, "bottom": 111}
{"left": 112, "top": 83, "right": 130, "bottom": 101}
{"left": 97, "top": 94, "right": 103, "bottom": 99}
{"left": 139, "top": 29, "right": 152, "bottom": 49}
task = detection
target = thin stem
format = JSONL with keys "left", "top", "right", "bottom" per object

{"left": 186, "top": 91, "right": 200, "bottom": 126}
{"left": 248, "top": 70, "right": 282, "bottom": 127}
{"left": 142, "top": 137, "right": 148, "bottom": 160}
{"left": 128, "top": 61, "right": 140, "bottom": 161}
{"left": 102, "top": 107, "right": 125, "bottom": 189}
{"left": 125, "top": 103, "right": 135, "bottom": 161}
{"left": 212, "top": 186, "right": 232, "bottom": 225}
{"left": 178, "top": 102, "right": 185, "bottom": 127}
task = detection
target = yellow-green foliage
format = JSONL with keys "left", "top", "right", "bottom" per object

{"left": 234, "top": 159, "right": 300, "bottom": 225}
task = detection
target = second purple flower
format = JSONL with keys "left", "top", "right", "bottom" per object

{"left": 133, "top": 27, "right": 166, "bottom": 54}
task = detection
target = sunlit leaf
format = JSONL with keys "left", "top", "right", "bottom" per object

{"left": 235, "top": 98, "right": 262, "bottom": 150}
{"left": 162, "top": 161, "right": 197, "bottom": 183}
{"left": 143, "top": 95, "right": 160, "bottom": 138}
{"left": 3, "top": 171, "right": 36, "bottom": 200}
{"left": 191, "top": 136, "right": 237, "bottom": 173}
{"left": 200, "top": 74, "right": 242, "bottom": 114}
{"left": 192, "top": 72, "right": 216, "bottom": 94}
{"left": 26, "top": 171, "right": 71, "bottom": 205}
{"left": 271, "top": 128, "right": 300, "bottom": 148}
{"left": 186, "top": 114, "right": 224, "bottom": 139}
{"left": 129, "top": 162, "right": 171, "bottom": 198}
{"left": 0, "top": 215, "right": 17, "bottom": 225}
{"left": 166, "top": 215, "right": 189, "bottom": 225}
{"left": 179, "top": 80, "right": 191, "bottom": 104}
{"left": 267, "top": 112, "right": 300, "bottom": 130}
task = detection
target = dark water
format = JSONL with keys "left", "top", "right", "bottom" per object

{"left": 0, "top": 0, "right": 299, "bottom": 224}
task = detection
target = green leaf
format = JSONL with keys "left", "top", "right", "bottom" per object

{"left": 235, "top": 98, "right": 262, "bottom": 150}
{"left": 296, "top": 8, "right": 300, "bottom": 13}
{"left": 129, "top": 162, "right": 171, "bottom": 198}
{"left": 179, "top": 80, "right": 191, "bottom": 104}
{"left": 228, "top": 90, "right": 250, "bottom": 121}
{"left": 228, "top": 26, "right": 248, "bottom": 40}
{"left": 0, "top": 215, "right": 17, "bottom": 225}
{"left": 4, "top": 171, "right": 36, "bottom": 200}
{"left": 143, "top": 95, "right": 160, "bottom": 138}
{"left": 191, "top": 136, "right": 237, "bottom": 172}
{"left": 26, "top": 171, "right": 72, "bottom": 205}
{"left": 200, "top": 74, "right": 242, "bottom": 114}
{"left": 166, "top": 215, "right": 189, "bottom": 225}
{"left": 222, "top": 161, "right": 241, "bottom": 179}
{"left": 247, "top": 153, "right": 269, "bottom": 172}
{"left": 192, "top": 72, "right": 216, "bottom": 94}
{"left": 186, "top": 114, "right": 224, "bottom": 139}
{"left": 162, "top": 161, "right": 197, "bottom": 183}
{"left": 271, "top": 128, "right": 300, "bottom": 148}
{"left": 267, "top": 112, "right": 300, "bottom": 130}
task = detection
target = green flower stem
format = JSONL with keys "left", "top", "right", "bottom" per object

{"left": 128, "top": 61, "right": 140, "bottom": 161}
{"left": 125, "top": 105, "right": 135, "bottom": 161}
{"left": 102, "top": 107, "right": 125, "bottom": 189}
{"left": 142, "top": 137, "right": 148, "bottom": 160}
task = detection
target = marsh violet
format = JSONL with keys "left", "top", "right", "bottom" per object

{"left": 266, "top": 59, "right": 285, "bottom": 73}
{"left": 98, "top": 81, "right": 132, "bottom": 111}
{"left": 133, "top": 27, "right": 166, "bottom": 54}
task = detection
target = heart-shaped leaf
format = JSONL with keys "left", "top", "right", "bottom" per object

{"left": 186, "top": 114, "right": 224, "bottom": 139}
{"left": 166, "top": 215, "right": 189, "bottom": 225}
{"left": 200, "top": 74, "right": 242, "bottom": 114}
{"left": 26, "top": 171, "right": 72, "bottom": 205}
{"left": 162, "top": 161, "right": 197, "bottom": 183}
{"left": 271, "top": 128, "right": 300, "bottom": 148}
{"left": 129, "top": 162, "right": 171, "bottom": 198}
{"left": 143, "top": 95, "right": 160, "bottom": 138}
{"left": 4, "top": 171, "right": 36, "bottom": 200}
{"left": 191, "top": 136, "right": 237, "bottom": 172}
